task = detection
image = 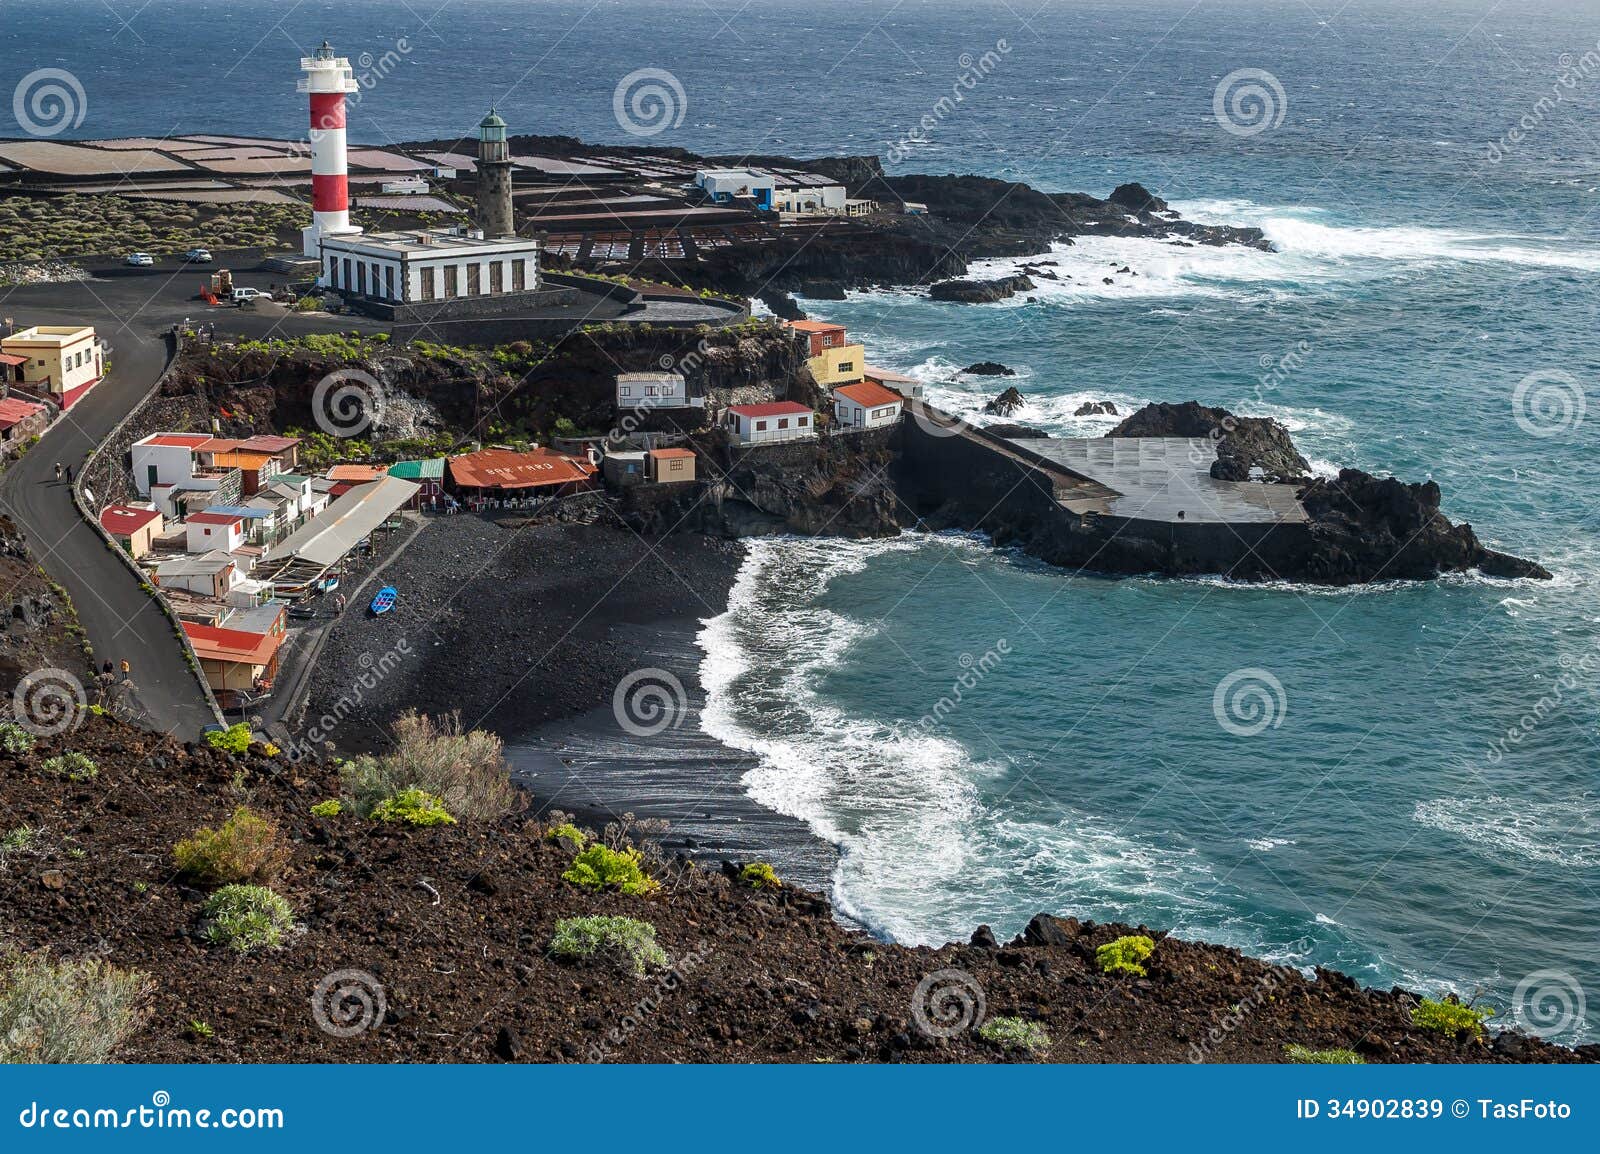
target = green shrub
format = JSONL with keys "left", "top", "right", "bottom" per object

{"left": 1095, "top": 934, "right": 1156, "bottom": 977}
{"left": 310, "top": 799, "right": 342, "bottom": 818}
{"left": 1285, "top": 1044, "right": 1365, "bottom": 1064}
{"left": 549, "top": 915, "right": 668, "bottom": 977}
{"left": 740, "top": 861, "right": 781, "bottom": 889}
{"left": 0, "top": 826, "right": 41, "bottom": 858}
{"left": 42, "top": 752, "right": 97, "bottom": 781}
{"left": 204, "top": 723, "right": 252, "bottom": 755}
{"left": 340, "top": 711, "right": 515, "bottom": 821}
{"left": 1411, "top": 997, "right": 1492, "bottom": 1037}
{"left": 544, "top": 821, "right": 587, "bottom": 848}
{"left": 0, "top": 722, "right": 37, "bottom": 754}
{"left": 562, "top": 844, "right": 659, "bottom": 895}
{"left": 0, "top": 951, "right": 150, "bottom": 1063}
{"left": 977, "top": 1016, "right": 1051, "bottom": 1054}
{"left": 369, "top": 787, "right": 456, "bottom": 827}
{"left": 202, "top": 885, "right": 295, "bottom": 953}
{"left": 173, "top": 806, "right": 288, "bottom": 885}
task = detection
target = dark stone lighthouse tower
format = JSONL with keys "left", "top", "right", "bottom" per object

{"left": 475, "top": 109, "right": 515, "bottom": 238}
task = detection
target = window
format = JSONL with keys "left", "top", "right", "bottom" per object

{"left": 798, "top": 416, "right": 809, "bottom": 426}
{"left": 342, "top": 258, "right": 352, "bottom": 289}
{"left": 490, "top": 262, "right": 503, "bottom": 294}
{"left": 419, "top": 267, "right": 435, "bottom": 301}
{"left": 512, "top": 261, "right": 526, "bottom": 291}
{"left": 756, "top": 420, "right": 768, "bottom": 431}
{"left": 645, "top": 385, "right": 656, "bottom": 397}
{"left": 384, "top": 265, "right": 395, "bottom": 300}
{"left": 777, "top": 418, "right": 789, "bottom": 429}
{"left": 444, "top": 266, "right": 458, "bottom": 298}
{"left": 838, "top": 361, "right": 854, "bottom": 374}
{"left": 620, "top": 386, "right": 631, "bottom": 398}
{"left": 467, "top": 264, "right": 481, "bottom": 296}
{"left": 357, "top": 263, "right": 367, "bottom": 295}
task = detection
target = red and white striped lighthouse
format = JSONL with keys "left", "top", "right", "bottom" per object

{"left": 297, "top": 41, "right": 362, "bottom": 257}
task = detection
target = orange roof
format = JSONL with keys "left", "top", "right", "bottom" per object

{"left": 99, "top": 505, "right": 160, "bottom": 535}
{"left": 143, "top": 433, "right": 213, "bottom": 449}
{"left": 447, "top": 447, "right": 597, "bottom": 491}
{"left": 326, "top": 464, "right": 390, "bottom": 482}
{"left": 649, "top": 447, "right": 696, "bottom": 459}
{"left": 0, "top": 396, "right": 45, "bottom": 428}
{"left": 784, "top": 319, "right": 845, "bottom": 334}
{"left": 835, "top": 381, "right": 904, "bottom": 408}
{"left": 210, "top": 450, "right": 274, "bottom": 470}
{"left": 183, "top": 621, "right": 282, "bottom": 666}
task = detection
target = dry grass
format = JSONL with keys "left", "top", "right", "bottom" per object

{"left": 341, "top": 710, "right": 517, "bottom": 822}
{"left": 0, "top": 951, "right": 150, "bottom": 1063}
{"left": 173, "top": 806, "right": 290, "bottom": 886}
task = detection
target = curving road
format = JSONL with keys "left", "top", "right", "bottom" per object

{"left": 0, "top": 254, "right": 381, "bottom": 738}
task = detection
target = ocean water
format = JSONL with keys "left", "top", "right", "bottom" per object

{"left": 13, "top": 0, "right": 1599, "bottom": 1041}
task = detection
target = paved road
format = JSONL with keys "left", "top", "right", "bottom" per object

{"left": 0, "top": 254, "right": 381, "bottom": 738}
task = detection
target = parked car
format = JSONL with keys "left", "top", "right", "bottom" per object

{"left": 230, "top": 287, "right": 268, "bottom": 303}
{"left": 183, "top": 248, "right": 213, "bottom": 263}
{"left": 125, "top": 252, "right": 154, "bottom": 267}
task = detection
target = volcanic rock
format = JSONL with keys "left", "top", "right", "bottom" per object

{"left": 1074, "top": 401, "right": 1118, "bottom": 416}
{"left": 984, "top": 387, "right": 1025, "bottom": 417}
{"left": 929, "top": 274, "right": 1034, "bottom": 304}
{"left": 963, "top": 362, "right": 1015, "bottom": 376}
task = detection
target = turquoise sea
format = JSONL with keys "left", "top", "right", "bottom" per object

{"left": 10, "top": 0, "right": 1597, "bottom": 1041}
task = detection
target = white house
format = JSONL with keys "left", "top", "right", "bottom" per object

{"left": 319, "top": 226, "right": 540, "bottom": 304}
{"left": 616, "top": 371, "right": 693, "bottom": 410}
{"left": 694, "top": 169, "right": 775, "bottom": 211}
{"left": 131, "top": 433, "right": 213, "bottom": 496}
{"left": 0, "top": 324, "right": 104, "bottom": 409}
{"left": 184, "top": 510, "right": 246, "bottom": 555}
{"left": 773, "top": 184, "right": 847, "bottom": 215}
{"left": 725, "top": 402, "right": 815, "bottom": 445}
{"left": 154, "top": 551, "right": 239, "bottom": 599}
{"left": 833, "top": 381, "right": 904, "bottom": 430}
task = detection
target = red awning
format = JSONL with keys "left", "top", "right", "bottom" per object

{"left": 0, "top": 354, "right": 27, "bottom": 366}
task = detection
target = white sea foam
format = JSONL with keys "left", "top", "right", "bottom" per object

{"left": 1413, "top": 796, "right": 1600, "bottom": 869}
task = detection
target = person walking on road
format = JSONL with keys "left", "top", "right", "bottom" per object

{"left": 120, "top": 659, "right": 130, "bottom": 682}
{"left": 63, "top": 464, "right": 72, "bottom": 484}
{"left": 53, "top": 463, "right": 62, "bottom": 483}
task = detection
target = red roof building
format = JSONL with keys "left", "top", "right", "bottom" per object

{"left": 725, "top": 401, "right": 815, "bottom": 445}
{"left": 183, "top": 620, "right": 284, "bottom": 707}
{"left": 783, "top": 319, "right": 850, "bottom": 357}
{"left": 446, "top": 447, "right": 598, "bottom": 495}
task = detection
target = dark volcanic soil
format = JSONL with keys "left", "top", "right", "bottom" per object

{"left": 298, "top": 517, "right": 744, "bottom": 752}
{"left": 2, "top": 715, "right": 1591, "bottom": 1064}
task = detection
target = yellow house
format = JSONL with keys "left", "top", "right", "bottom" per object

{"left": 0, "top": 325, "right": 103, "bottom": 409}
{"left": 784, "top": 319, "right": 865, "bottom": 388}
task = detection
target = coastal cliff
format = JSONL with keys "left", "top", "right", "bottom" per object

{"left": 2, "top": 709, "right": 1590, "bottom": 1064}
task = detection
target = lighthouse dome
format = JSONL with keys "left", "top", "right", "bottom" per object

{"left": 478, "top": 109, "right": 508, "bottom": 142}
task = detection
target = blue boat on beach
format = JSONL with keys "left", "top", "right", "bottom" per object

{"left": 369, "top": 586, "right": 397, "bottom": 616}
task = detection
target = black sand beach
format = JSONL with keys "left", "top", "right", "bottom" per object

{"left": 298, "top": 515, "right": 839, "bottom": 889}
